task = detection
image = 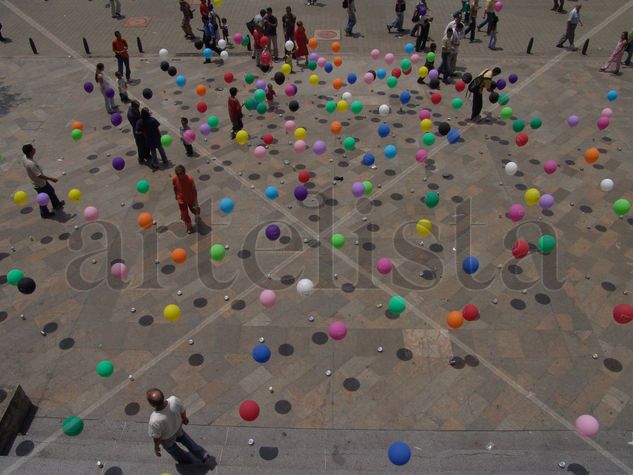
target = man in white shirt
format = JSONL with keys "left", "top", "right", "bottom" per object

{"left": 556, "top": 5, "right": 582, "bottom": 50}
{"left": 21, "top": 144, "right": 64, "bottom": 219}
{"left": 147, "top": 388, "right": 212, "bottom": 465}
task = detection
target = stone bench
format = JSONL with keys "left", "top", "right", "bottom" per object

{"left": 0, "top": 386, "right": 34, "bottom": 455}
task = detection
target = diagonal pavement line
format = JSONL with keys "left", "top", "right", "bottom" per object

{"left": 319, "top": 0, "right": 633, "bottom": 238}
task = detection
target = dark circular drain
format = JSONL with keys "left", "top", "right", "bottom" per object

{"left": 124, "top": 402, "right": 140, "bottom": 416}
{"left": 278, "top": 343, "right": 294, "bottom": 356}
{"left": 312, "top": 332, "right": 328, "bottom": 345}
{"left": 58, "top": 337, "right": 75, "bottom": 350}
{"left": 138, "top": 315, "right": 154, "bottom": 326}
{"left": 231, "top": 299, "right": 246, "bottom": 310}
{"left": 343, "top": 377, "right": 360, "bottom": 391}
{"left": 274, "top": 400, "right": 292, "bottom": 414}
{"left": 396, "top": 348, "right": 413, "bottom": 361}
{"left": 188, "top": 354, "right": 204, "bottom": 366}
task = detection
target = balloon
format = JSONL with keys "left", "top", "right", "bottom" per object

{"left": 607, "top": 90, "right": 618, "bottom": 102}
{"left": 219, "top": 197, "right": 235, "bottom": 213}
{"left": 447, "top": 129, "right": 461, "bottom": 144}
{"left": 310, "top": 140, "right": 326, "bottom": 156}
{"left": 613, "top": 304, "right": 633, "bottom": 324}
{"left": 411, "top": 53, "right": 421, "bottom": 64}
{"left": 176, "top": 75, "right": 187, "bottom": 88}
{"left": 363, "top": 181, "right": 373, "bottom": 195}
{"left": 600, "top": 179, "right": 614, "bottom": 192}
{"left": 254, "top": 146, "right": 267, "bottom": 158}
{"left": 223, "top": 72, "right": 234, "bottom": 84}
{"left": 384, "top": 145, "right": 397, "bottom": 159}
{"left": 462, "top": 257, "right": 479, "bottom": 275}
{"left": 530, "top": 117, "right": 542, "bottom": 129}
{"left": 136, "top": 179, "right": 150, "bottom": 194}
{"left": 462, "top": 304, "right": 479, "bottom": 321}
{"left": 112, "top": 156, "right": 126, "bottom": 171}
{"left": 539, "top": 194, "right": 555, "bottom": 209}
{"left": 498, "top": 94, "right": 509, "bottom": 105}
{"left": 567, "top": 115, "right": 580, "bottom": 127}
{"left": 265, "top": 186, "right": 279, "bottom": 200}
{"left": 239, "top": 400, "right": 260, "bottom": 421}
{"left": 241, "top": 35, "right": 250, "bottom": 46}
{"left": 244, "top": 73, "right": 255, "bottom": 84}
{"left": 96, "top": 360, "right": 114, "bottom": 377}
{"left": 332, "top": 41, "right": 341, "bottom": 53}
{"left": 110, "top": 113, "right": 122, "bottom": 127}
{"left": 309, "top": 37, "right": 318, "bottom": 49}
{"left": 508, "top": 73, "right": 518, "bottom": 83}
{"left": 325, "top": 101, "right": 337, "bottom": 114}
{"left": 138, "top": 212, "right": 153, "bottom": 229}
{"left": 613, "top": 198, "right": 631, "bottom": 217}
{"left": 512, "top": 119, "right": 525, "bottom": 133}
{"left": 252, "top": 344, "right": 271, "bottom": 363}
{"left": 426, "top": 52, "right": 436, "bottom": 63}
{"left": 543, "top": 160, "right": 557, "bottom": 174}
{"left": 296, "top": 278, "right": 314, "bottom": 296}
{"left": 537, "top": 235, "right": 556, "bottom": 254}
{"left": 388, "top": 296, "right": 406, "bottom": 315}
{"left": 324, "top": 63, "right": 333, "bottom": 73}
{"left": 424, "top": 191, "right": 439, "bottom": 208}
{"left": 265, "top": 224, "right": 281, "bottom": 241}
{"left": 235, "top": 130, "right": 249, "bottom": 144}
{"left": 207, "top": 115, "right": 219, "bottom": 128}
{"left": 84, "top": 206, "right": 98, "bottom": 221}
{"left": 244, "top": 98, "right": 256, "bottom": 111}
{"left": 159, "top": 61, "right": 169, "bottom": 71}
{"left": 328, "top": 321, "right": 347, "bottom": 340}
{"left": 362, "top": 153, "right": 375, "bottom": 166}
{"left": 289, "top": 100, "right": 299, "bottom": 112}
{"left": 378, "top": 104, "right": 390, "bottom": 116}
{"left": 142, "top": 88, "right": 153, "bottom": 99}
{"left": 416, "top": 219, "right": 432, "bottom": 237}
{"left": 601, "top": 108, "right": 613, "bottom": 117}
{"left": 160, "top": 134, "right": 173, "bottom": 147}
{"left": 422, "top": 133, "right": 435, "bottom": 146}
{"left": 418, "top": 66, "right": 428, "bottom": 78}
{"left": 447, "top": 310, "right": 464, "bottom": 329}
{"left": 104, "top": 87, "right": 115, "bottom": 98}
{"left": 515, "top": 132, "right": 528, "bottom": 147}
{"left": 507, "top": 204, "right": 525, "bottom": 222}
{"left": 309, "top": 74, "right": 319, "bottom": 86}
{"left": 282, "top": 63, "right": 292, "bottom": 75}
{"left": 352, "top": 182, "right": 365, "bottom": 197}
{"left": 260, "top": 50, "right": 272, "bottom": 66}
{"left": 218, "top": 39, "right": 227, "bottom": 49}
{"left": 83, "top": 81, "right": 94, "bottom": 93}
{"left": 428, "top": 69, "right": 439, "bottom": 80}
{"left": 233, "top": 32, "right": 243, "bottom": 44}
{"left": 494, "top": 2, "right": 503, "bottom": 12}
{"left": 336, "top": 100, "right": 348, "bottom": 112}
{"left": 71, "top": 129, "right": 82, "bottom": 141}
{"left": 364, "top": 72, "right": 374, "bottom": 84}
{"left": 415, "top": 149, "right": 428, "bottom": 163}
{"left": 284, "top": 120, "right": 296, "bottom": 133}
{"left": 331, "top": 233, "right": 345, "bottom": 249}
{"left": 388, "top": 442, "right": 411, "bottom": 466}
{"left": 370, "top": 48, "right": 380, "bottom": 59}
{"left": 7, "top": 269, "right": 25, "bottom": 286}
{"left": 259, "top": 289, "right": 277, "bottom": 308}
{"left": 400, "top": 91, "right": 411, "bottom": 104}
{"left": 333, "top": 56, "right": 343, "bottom": 67}
{"left": 384, "top": 53, "right": 395, "bottom": 65}
{"left": 376, "top": 258, "right": 393, "bottom": 274}
{"left": 524, "top": 188, "right": 541, "bottom": 206}
{"left": 431, "top": 92, "right": 442, "bottom": 104}
{"left": 343, "top": 136, "right": 356, "bottom": 150}
{"left": 378, "top": 124, "right": 390, "bottom": 138}
{"left": 199, "top": 123, "right": 211, "bottom": 136}
{"left": 505, "top": 161, "right": 518, "bottom": 175}
{"left": 330, "top": 121, "right": 342, "bottom": 134}
{"left": 110, "top": 262, "right": 128, "bottom": 279}
{"left": 597, "top": 116, "right": 609, "bottom": 130}
{"left": 68, "top": 188, "right": 81, "bottom": 201}
{"left": 171, "top": 248, "right": 187, "bottom": 264}
{"left": 17, "top": 277, "right": 36, "bottom": 295}
{"left": 163, "top": 304, "right": 181, "bottom": 322}
{"left": 167, "top": 66, "right": 177, "bottom": 76}
{"left": 500, "top": 107, "right": 513, "bottom": 120}
{"left": 294, "top": 127, "right": 306, "bottom": 140}
{"left": 36, "top": 192, "right": 49, "bottom": 207}
{"left": 71, "top": 120, "right": 84, "bottom": 131}
{"left": 62, "top": 416, "right": 84, "bottom": 436}
{"left": 256, "top": 102, "right": 267, "bottom": 115}
{"left": 420, "top": 119, "right": 432, "bottom": 132}
{"left": 158, "top": 48, "right": 169, "bottom": 59}
{"left": 452, "top": 97, "right": 463, "bottom": 109}
{"left": 575, "top": 415, "right": 599, "bottom": 438}
{"left": 294, "top": 185, "right": 308, "bottom": 201}
{"left": 347, "top": 73, "right": 357, "bottom": 84}
{"left": 209, "top": 244, "right": 226, "bottom": 261}
{"left": 512, "top": 240, "right": 529, "bottom": 259}
{"left": 584, "top": 147, "right": 599, "bottom": 164}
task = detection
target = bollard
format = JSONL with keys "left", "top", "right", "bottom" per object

{"left": 526, "top": 37, "right": 534, "bottom": 55}
{"left": 82, "top": 37, "right": 91, "bottom": 55}
{"left": 136, "top": 36, "right": 144, "bottom": 53}
{"left": 581, "top": 38, "right": 589, "bottom": 55}
{"left": 29, "top": 37, "right": 38, "bottom": 54}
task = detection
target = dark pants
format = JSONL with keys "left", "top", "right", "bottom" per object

{"left": 414, "top": 23, "right": 430, "bottom": 51}
{"left": 557, "top": 22, "right": 577, "bottom": 47}
{"left": 183, "top": 141, "right": 194, "bottom": 156}
{"left": 464, "top": 17, "right": 476, "bottom": 41}
{"left": 35, "top": 182, "right": 61, "bottom": 217}
{"left": 439, "top": 52, "right": 451, "bottom": 82}
{"left": 134, "top": 134, "right": 150, "bottom": 164}
{"left": 471, "top": 92, "right": 483, "bottom": 119}
{"left": 163, "top": 428, "right": 207, "bottom": 464}
{"left": 625, "top": 43, "right": 633, "bottom": 65}
{"left": 478, "top": 11, "right": 493, "bottom": 31}
{"left": 231, "top": 118, "right": 243, "bottom": 136}
{"left": 553, "top": 0, "right": 564, "bottom": 10}
{"left": 284, "top": 29, "right": 294, "bottom": 42}
{"left": 116, "top": 55, "right": 131, "bottom": 80}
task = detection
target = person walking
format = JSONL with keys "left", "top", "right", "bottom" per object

{"left": 179, "top": 0, "right": 195, "bottom": 40}
{"left": 95, "top": 63, "right": 117, "bottom": 114}
{"left": 344, "top": 0, "right": 357, "bottom": 37}
{"left": 282, "top": 6, "right": 296, "bottom": 42}
{"left": 623, "top": 27, "right": 633, "bottom": 66}
{"left": 464, "top": 0, "right": 479, "bottom": 43}
{"left": 294, "top": 20, "right": 309, "bottom": 65}
{"left": 556, "top": 4, "right": 582, "bottom": 50}
{"left": 552, "top": 0, "right": 564, "bottom": 13}
{"left": 477, "top": 0, "right": 494, "bottom": 33}
{"left": 264, "top": 8, "right": 279, "bottom": 60}
{"left": 487, "top": 13, "right": 498, "bottom": 49}
{"left": 469, "top": 66, "right": 501, "bottom": 121}
{"left": 450, "top": 22, "right": 463, "bottom": 75}
{"left": 438, "top": 29, "right": 455, "bottom": 84}
{"left": 199, "top": 17, "right": 221, "bottom": 63}
{"left": 127, "top": 101, "right": 150, "bottom": 165}
{"left": 228, "top": 87, "right": 244, "bottom": 140}
{"left": 387, "top": 0, "right": 406, "bottom": 34}
{"left": 199, "top": 0, "right": 210, "bottom": 24}
{"left": 112, "top": 31, "right": 131, "bottom": 82}
{"left": 252, "top": 23, "right": 264, "bottom": 67}
{"left": 21, "top": 144, "right": 64, "bottom": 219}
{"left": 600, "top": 31, "right": 628, "bottom": 74}
{"left": 147, "top": 389, "right": 212, "bottom": 464}
{"left": 172, "top": 165, "right": 199, "bottom": 233}
{"left": 136, "top": 108, "right": 169, "bottom": 170}
{"left": 110, "top": 0, "right": 122, "bottom": 18}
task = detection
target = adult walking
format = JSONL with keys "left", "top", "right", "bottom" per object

{"left": 469, "top": 66, "right": 501, "bottom": 122}
{"left": 179, "top": 0, "right": 195, "bottom": 40}
{"left": 136, "top": 108, "right": 169, "bottom": 171}
{"left": 438, "top": 29, "right": 455, "bottom": 84}
{"left": 127, "top": 101, "right": 149, "bottom": 165}
{"left": 556, "top": 4, "right": 582, "bottom": 50}
{"left": 624, "top": 27, "right": 633, "bottom": 66}
{"left": 282, "top": 6, "right": 296, "bottom": 42}
{"left": 21, "top": 144, "right": 64, "bottom": 219}
{"left": 147, "top": 388, "right": 213, "bottom": 465}
{"left": 387, "top": 0, "right": 406, "bottom": 34}
{"left": 264, "top": 8, "right": 279, "bottom": 61}
{"left": 228, "top": 87, "right": 244, "bottom": 140}
{"left": 112, "top": 31, "right": 131, "bottom": 82}
{"left": 110, "top": 0, "right": 122, "bottom": 19}
{"left": 600, "top": 31, "right": 628, "bottom": 75}
{"left": 344, "top": 0, "right": 357, "bottom": 37}
{"left": 477, "top": 0, "right": 494, "bottom": 34}
{"left": 95, "top": 63, "right": 117, "bottom": 114}
{"left": 464, "top": 0, "right": 479, "bottom": 43}
{"left": 411, "top": 1, "right": 431, "bottom": 52}
{"left": 552, "top": 0, "right": 564, "bottom": 13}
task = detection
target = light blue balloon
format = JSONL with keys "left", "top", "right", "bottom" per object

{"left": 264, "top": 186, "right": 279, "bottom": 200}
{"left": 607, "top": 89, "right": 618, "bottom": 102}
{"left": 384, "top": 144, "right": 397, "bottom": 159}
{"left": 176, "top": 75, "right": 187, "bottom": 87}
{"left": 404, "top": 43, "right": 415, "bottom": 54}
{"left": 203, "top": 48, "right": 212, "bottom": 59}
{"left": 219, "top": 197, "right": 234, "bottom": 213}
{"left": 376, "top": 68, "right": 387, "bottom": 80}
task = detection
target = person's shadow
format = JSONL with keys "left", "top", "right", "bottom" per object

{"left": 175, "top": 456, "right": 217, "bottom": 473}
{"left": 51, "top": 209, "right": 76, "bottom": 224}
{"left": 0, "top": 38, "right": 12, "bottom": 43}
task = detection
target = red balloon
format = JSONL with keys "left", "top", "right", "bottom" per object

{"left": 298, "top": 171, "right": 310, "bottom": 183}
{"left": 402, "top": 67, "right": 412, "bottom": 76}
{"left": 613, "top": 304, "right": 633, "bottom": 324}
{"left": 431, "top": 92, "right": 442, "bottom": 105}
{"left": 512, "top": 239, "right": 529, "bottom": 259}
{"left": 263, "top": 134, "right": 274, "bottom": 145}
{"left": 515, "top": 132, "right": 529, "bottom": 147}
{"left": 224, "top": 72, "right": 234, "bottom": 84}
{"left": 455, "top": 80, "right": 465, "bottom": 92}
{"left": 261, "top": 50, "right": 272, "bottom": 66}
{"left": 260, "top": 36, "right": 269, "bottom": 46}
{"left": 462, "top": 304, "right": 479, "bottom": 321}
{"left": 197, "top": 101, "right": 207, "bottom": 113}
{"left": 239, "top": 400, "right": 260, "bottom": 421}
{"left": 391, "top": 68, "right": 402, "bottom": 78}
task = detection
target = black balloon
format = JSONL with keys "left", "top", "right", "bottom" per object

{"left": 18, "top": 277, "right": 36, "bottom": 295}
{"left": 489, "top": 91, "right": 499, "bottom": 103}
{"left": 168, "top": 66, "right": 177, "bottom": 76}
{"left": 194, "top": 40, "right": 204, "bottom": 50}
{"left": 289, "top": 100, "right": 299, "bottom": 112}
{"left": 438, "top": 122, "right": 451, "bottom": 136}
{"left": 160, "top": 61, "right": 169, "bottom": 71}
{"left": 142, "top": 88, "right": 153, "bottom": 100}
{"left": 429, "top": 78, "right": 440, "bottom": 90}
{"left": 490, "top": 80, "right": 497, "bottom": 90}
{"left": 462, "top": 72, "right": 473, "bottom": 84}
{"left": 274, "top": 72, "right": 285, "bottom": 85}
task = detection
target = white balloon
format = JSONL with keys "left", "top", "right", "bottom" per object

{"left": 341, "top": 91, "right": 352, "bottom": 101}
{"left": 505, "top": 161, "right": 518, "bottom": 176}
{"left": 296, "top": 278, "right": 314, "bottom": 297}
{"left": 285, "top": 40, "right": 295, "bottom": 51}
{"left": 378, "top": 104, "right": 390, "bottom": 116}
{"left": 220, "top": 50, "right": 229, "bottom": 59}
{"left": 600, "top": 178, "right": 614, "bottom": 192}
{"left": 158, "top": 48, "right": 169, "bottom": 59}
{"left": 218, "top": 39, "right": 227, "bottom": 49}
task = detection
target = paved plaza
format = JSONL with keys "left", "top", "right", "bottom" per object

{"left": 1, "top": 0, "right": 633, "bottom": 473}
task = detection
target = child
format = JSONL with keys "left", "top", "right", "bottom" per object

{"left": 417, "top": 42, "right": 436, "bottom": 84}
{"left": 115, "top": 71, "right": 129, "bottom": 103}
{"left": 228, "top": 87, "right": 244, "bottom": 140}
{"left": 172, "top": 164, "right": 199, "bottom": 234}
{"left": 266, "top": 84, "right": 276, "bottom": 110}
{"left": 221, "top": 18, "right": 230, "bottom": 44}
{"left": 179, "top": 117, "right": 194, "bottom": 157}
{"left": 488, "top": 13, "right": 498, "bottom": 50}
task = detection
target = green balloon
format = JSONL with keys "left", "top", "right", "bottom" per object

{"left": 71, "top": 129, "right": 82, "bottom": 141}
{"left": 241, "top": 36, "right": 250, "bottom": 46}
{"left": 244, "top": 98, "right": 257, "bottom": 110}
{"left": 96, "top": 360, "right": 114, "bottom": 377}
{"left": 452, "top": 97, "right": 463, "bottom": 109}
{"left": 500, "top": 107, "right": 513, "bottom": 120}
{"left": 363, "top": 180, "right": 373, "bottom": 195}
{"left": 537, "top": 235, "right": 556, "bottom": 254}
{"left": 512, "top": 119, "right": 525, "bottom": 133}
{"left": 63, "top": 416, "right": 84, "bottom": 436}
{"left": 256, "top": 102, "right": 268, "bottom": 114}
{"left": 207, "top": 115, "right": 219, "bottom": 128}
{"left": 498, "top": 94, "right": 510, "bottom": 105}
{"left": 244, "top": 73, "right": 255, "bottom": 84}
{"left": 422, "top": 132, "right": 435, "bottom": 146}
{"left": 325, "top": 101, "right": 337, "bottom": 114}
{"left": 530, "top": 117, "right": 542, "bottom": 129}
{"left": 400, "top": 58, "right": 412, "bottom": 71}
{"left": 613, "top": 198, "right": 631, "bottom": 217}
{"left": 210, "top": 244, "right": 226, "bottom": 261}
{"left": 424, "top": 191, "right": 439, "bottom": 208}
{"left": 254, "top": 89, "right": 266, "bottom": 102}
{"left": 351, "top": 100, "right": 364, "bottom": 115}
{"left": 426, "top": 52, "right": 436, "bottom": 63}
{"left": 343, "top": 136, "right": 356, "bottom": 150}
{"left": 388, "top": 295, "right": 406, "bottom": 315}
{"left": 386, "top": 76, "right": 398, "bottom": 89}
{"left": 331, "top": 233, "right": 345, "bottom": 249}
{"left": 7, "top": 269, "right": 24, "bottom": 286}
{"left": 136, "top": 179, "right": 150, "bottom": 194}
{"left": 308, "top": 60, "right": 317, "bottom": 71}
{"left": 160, "top": 134, "right": 173, "bottom": 147}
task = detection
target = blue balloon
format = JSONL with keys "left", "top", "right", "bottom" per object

{"left": 219, "top": 197, "right": 235, "bottom": 213}
{"left": 388, "top": 441, "right": 411, "bottom": 466}
{"left": 347, "top": 73, "right": 357, "bottom": 84}
{"left": 377, "top": 124, "right": 390, "bottom": 138}
{"left": 462, "top": 256, "right": 479, "bottom": 274}
{"left": 324, "top": 63, "right": 333, "bottom": 73}
{"left": 376, "top": 68, "right": 387, "bottom": 80}
{"left": 203, "top": 48, "right": 212, "bottom": 59}
{"left": 362, "top": 153, "right": 375, "bottom": 166}
{"left": 252, "top": 344, "right": 271, "bottom": 363}
{"left": 265, "top": 186, "right": 279, "bottom": 200}
{"left": 607, "top": 89, "right": 618, "bottom": 102}
{"left": 404, "top": 43, "right": 415, "bottom": 54}
{"left": 400, "top": 91, "right": 411, "bottom": 104}
{"left": 384, "top": 144, "right": 397, "bottom": 159}
{"left": 176, "top": 75, "right": 187, "bottom": 87}
{"left": 447, "top": 129, "right": 461, "bottom": 144}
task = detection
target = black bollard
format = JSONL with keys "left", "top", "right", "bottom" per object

{"left": 82, "top": 37, "right": 91, "bottom": 55}
{"left": 29, "top": 37, "right": 38, "bottom": 54}
{"left": 526, "top": 37, "right": 534, "bottom": 55}
{"left": 581, "top": 38, "right": 589, "bottom": 55}
{"left": 136, "top": 36, "right": 144, "bottom": 53}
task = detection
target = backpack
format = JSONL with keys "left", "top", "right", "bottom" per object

{"left": 342, "top": 0, "right": 348, "bottom": 8}
{"left": 467, "top": 70, "right": 489, "bottom": 93}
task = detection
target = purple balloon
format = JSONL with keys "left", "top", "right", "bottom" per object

{"left": 508, "top": 73, "right": 518, "bottom": 84}
{"left": 309, "top": 52, "right": 319, "bottom": 62}
{"left": 507, "top": 204, "right": 525, "bottom": 222}
{"left": 352, "top": 181, "right": 365, "bottom": 198}
{"left": 84, "top": 81, "right": 94, "bottom": 93}
{"left": 199, "top": 123, "right": 212, "bottom": 136}
{"left": 110, "top": 112, "right": 122, "bottom": 127}
{"left": 428, "top": 69, "right": 439, "bottom": 80}
{"left": 265, "top": 224, "right": 281, "bottom": 241}
{"left": 313, "top": 140, "right": 327, "bottom": 155}
{"left": 539, "top": 194, "right": 555, "bottom": 209}
{"left": 294, "top": 185, "right": 308, "bottom": 201}
{"left": 255, "top": 79, "right": 267, "bottom": 90}
{"left": 567, "top": 115, "right": 580, "bottom": 127}
{"left": 104, "top": 87, "right": 115, "bottom": 98}
{"left": 496, "top": 79, "right": 506, "bottom": 90}
{"left": 37, "top": 192, "right": 50, "bottom": 206}
{"left": 112, "top": 156, "right": 125, "bottom": 171}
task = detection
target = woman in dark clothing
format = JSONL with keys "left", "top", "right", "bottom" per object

{"left": 136, "top": 108, "right": 169, "bottom": 170}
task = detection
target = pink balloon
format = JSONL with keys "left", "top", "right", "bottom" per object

{"left": 370, "top": 48, "right": 380, "bottom": 59}
{"left": 284, "top": 120, "right": 296, "bottom": 133}
{"left": 597, "top": 115, "right": 610, "bottom": 130}
{"left": 233, "top": 32, "right": 243, "bottom": 44}
{"left": 575, "top": 415, "right": 599, "bottom": 438}
{"left": 254, "top": 146, "right": 267, "bottom": 158}
{"left": 410, "top": 53, "right": 421, "bottom": 64}
{"left": 317, "top": 57, "right": 327, "bottom": 67}
{"left": 182, "top": 129, "right": 196, "bottom": 144}
{"left": 543, "top": 160, "right": 557, "bottom": 175}
{"left": 293, "top": 140, "right": 307, "bottom": 153}
{"left": 601, "top": 107, "right": 613, "bottom": 117}
{"left": 376, "top": 257, "right": 393, "bottom": 274}
{"left": 364, "top": 72, "right": 374, "bottom": 84}
{"left": 110, "top": 262, "right": 128, "bottom": 279}
{"left": 494, "top": 1, "right": 503, "bottom": 11}
{"left": 328, "top": 320, "right": 347, "bottom": 340}
{"left": 419, "top": 109, "right": 432, "bottom": 120}
{"left": 415, "top": 149, "right": 428, "bottom": 163}
{"left": 84, "top": 206, "right": 99, "bottom": 221}
{"left": 259, "top": 289, "right": 277, "bottom": 308}
{"left": 384, "top": 53, "right": 395, "bottom": 65}
{"left": 507, "top": 204, "right": 525, "bottom": 222}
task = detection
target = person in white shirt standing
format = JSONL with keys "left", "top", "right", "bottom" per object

{"left": 21, "top": 144, "right": 64, "bottom": 219}
{"left": 556, "top": 5, "right": 582, "bottom": 50}
{"left": 147, "top": 388, "right": 213, "bottom": 465}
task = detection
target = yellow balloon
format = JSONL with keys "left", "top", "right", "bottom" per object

{"left": 416, "top": 219, "right": 432, "bottom": 237}
{"left": 336, "top": 100, "right": 348, "bottom": 113}
{"left": 235, "top": 129, "right": 249, "bottom": 144}
{"left": 309, "top": 74, "right": 319, "bottom": 86}
{"left": 294, "top": 127, "right": 307, "bottom": 140}
{"left": 13, "top": 190, "right": 28, "bottom": 206}
{"left": 524, "top": 188, "right": 541, "bottom": 206}
{"left": 68, "top": 188, "right": 82, "bottom": 202}
{"left": 418, "top": 66, "right": 428, "bottom": 78}
{"left": 213, "top": 0, "right": 222, "bottom": 6}
{"left": 163, "top": 304, "right": 181, "bottom": 322}
{"left": 281, "top": 63, "right": 291, "bottom": 75}
{"left": 420, "top": 119, "right": 432, "bottom": 132}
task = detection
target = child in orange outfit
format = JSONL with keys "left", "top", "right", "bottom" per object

{"left": 172, "top": 164, "right": 199, "bottom": 234}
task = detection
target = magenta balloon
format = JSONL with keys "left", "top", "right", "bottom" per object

{"left": 419, "top": 109, "right": 432, "bottom": 120}
{"left": 183, "top": 129, "right": 196, "bottom": 144}
{"left": 284, "top": 85, "right": 294, "bottom": 96}
{"left": 313, "top": 140, "right": 327, "bottom": 155}
{"left": 543, "top": 160, "right": 557, "bottom": 175}
{"left": 597, "top": 115, "right": 609, "bottom": 130}
{"left": 538, "top": 194, "right": 555, "bottom": 209}
{"left": 352, "top": 181, "right": 365, "bottom": 198}
{"left": 376, "top": 257, "right": 393, "bottom": 274}
{"left": 575, "top": 415, "right": 599, "bottom": 438}
{"left": 415, "top": 149, "right": 428, "bottom": 163}
{"left": 259, "top": 289, "right": 277, "bottom": 308}
{"left": 111, "top": 262, "right": 128, "bottom": 279}
{"left": 328, "top": 320, "right": 347, "bottom": 340}
{"left": 507, "top": 204, "right": 525, "bottom": 222}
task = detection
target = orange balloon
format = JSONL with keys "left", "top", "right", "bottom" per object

{"left": 331, "top": 41, "right": 341, "bottom": 53}
{"left": 137, "top": 212, "right": 153, "bottom": 229}
{"left": 330, "top": 121, "right": 342, "bottom": 135}
{"left": 308, "top": 37, "right": 318, "bottom": 49}
{"left": 332, "top": 78, "right": 343, "bottom": 90}
{"left": 71, "top": 120, "right": 84, "bottom": 131}
{"left": 196, "top": 84, "right": 206, "bottom": 97}
{"left": 333, "top": 56, "right": 342, "bottom": 67}
{"left": 447, "top": 310, "right": 464, "bottom": 329}
{"left": 171, "top": 248, "right": 187, "bottom": 264}
{"left": 584, "top": 147, "right": 599, "bottom": 164}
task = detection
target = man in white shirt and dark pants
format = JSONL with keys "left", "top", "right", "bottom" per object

{"left": 556, "top": 5, "right": 582, "bottom": 50}
{"left": 21, "top": 144, "right": 64, "bottom": 219}
{"left": 147, "top": 388, "right": 212, "bottom": 465}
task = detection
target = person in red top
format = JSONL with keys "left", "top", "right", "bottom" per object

{"left": 172, "top": 165, "right": 199, "bottom": 234}
{"left": 293, "top": 20, "right": 308, "bottom": 65}
{"left": 199, "top": 0, "right": 210, "bottom": 25}
{"left": 252, "top": 23, "right": 263, "bottom": 67}
{"left": 112, "top": 31, "right": 131, "bottom": 81}
{"left": 228, "top": 87, "right": 243, "bottom": 140}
